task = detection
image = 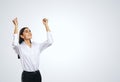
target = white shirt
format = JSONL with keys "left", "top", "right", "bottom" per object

{"left": 12, "top": 32, "right": 53, "bottom": 72}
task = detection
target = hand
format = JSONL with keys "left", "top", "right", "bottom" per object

{"left": 12, "top": 17, "right": 18, "bottom": 27}
{"left": 42, "top": 18, "right": 48, "bottom": 26}
{"left": 12, "top": 17, "right": 18, "bottom": 34}
{"left": 42, "top": 18, "right": 51, "bottom": 32}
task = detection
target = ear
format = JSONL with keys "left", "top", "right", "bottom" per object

{"left": 20, "top": 35, "right": 24, "bottom": 39}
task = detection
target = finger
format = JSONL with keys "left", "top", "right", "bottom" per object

{"left": 15, "top": 17, "right": 18, "bottom": 21}
{"left": 43, "top": 18, "right": 46, "bottom": 22}
{"left": 12, "top": 20, "right": 15, "bottom": 24}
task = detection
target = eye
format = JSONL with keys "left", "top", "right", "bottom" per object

{"left": 25, "top": 30, "right": 28, "bottom": 33}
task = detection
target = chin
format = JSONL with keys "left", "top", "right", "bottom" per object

{"left": 26, "top": 37, "right": 32, "bottom": 40}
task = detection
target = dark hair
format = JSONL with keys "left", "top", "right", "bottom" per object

{"left": 18, "top": 27, "right": 31, "bottom": 59}
{"left": 19, "top": 27, "right": 27, "bottom": 44}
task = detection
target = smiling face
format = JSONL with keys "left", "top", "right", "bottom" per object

{"left": 20, "top": 27, "right": 32, "bottom": 40}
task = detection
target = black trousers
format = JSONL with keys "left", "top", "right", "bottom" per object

{"left": 22, "top": 70, "right": 42, "bottom": 82}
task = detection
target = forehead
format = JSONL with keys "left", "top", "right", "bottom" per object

{"left": 24, "top": 28, "right": 30, "bottom": 31}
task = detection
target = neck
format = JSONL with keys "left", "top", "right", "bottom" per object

{"left": 24, "top": 40, "right": 31, "bottom": 47}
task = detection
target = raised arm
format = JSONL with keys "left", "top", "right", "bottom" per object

{"left": 43, "top": 18, "right": 51, "bottom": 32}
{"left": 13, "top": 17, "right": 18, "bottom": 34}
{"left": 42, "top": 18, "right": 53, "bottom": 44}
{"left": 12, "top": 17, "right": 19, "bottom": 46}
{"left": 12, "top": 18, "right": 20, "bottom": 58}
{"left": 39, "top": 18, "right": 53, "bottom": 52}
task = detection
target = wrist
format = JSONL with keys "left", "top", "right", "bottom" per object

{"left": 15, "top": 26, "right": 18, "bottom": 28}
{"left": 44, "top": 23, "right": 48, "bottom": 26}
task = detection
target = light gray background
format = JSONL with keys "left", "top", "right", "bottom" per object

{"left": 0, "top": 0, "right": 120, "bottom": 82}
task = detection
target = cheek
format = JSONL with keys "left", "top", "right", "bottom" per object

{"left": 23, "top": 33, "right": 29, "bottom": 38}
{"left": 23, "top": 33, "right": 32, "bottom": 39}
{"left": 23, "top": 33, "right": 27, "bottom": 37}
{"left": 30, "top": 33, "right": 32, "bottom": 36}
{"left": 28, "top": 33, "right": 32, "bottom": 38}
{"left": 27, "top": 33, "right": 32, "bottom": 38}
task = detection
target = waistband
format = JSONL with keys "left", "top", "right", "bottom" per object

{"left": 23, "top": 70, "right": 39, "bottom": 73}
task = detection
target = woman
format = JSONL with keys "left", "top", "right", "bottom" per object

{"left": 12, "top": 17, "right": 53, "bottom": 82}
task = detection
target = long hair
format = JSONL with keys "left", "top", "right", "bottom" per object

{"left": 18, "top": 27, "right": 31, "bottom": 59}
{"left": 19, "top": 27, "right": 27, "bottom": 44}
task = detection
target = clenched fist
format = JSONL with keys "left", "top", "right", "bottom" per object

{"left": 42, "top": 18, "right": 48, "bottom": 26}
{"left": 12, "top": 17, "right": 18, "bottom": 27}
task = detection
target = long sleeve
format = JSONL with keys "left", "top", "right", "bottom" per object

{"left": 40, "top": 32, "right": 53, "bottom": 52}
{"left": 12, "top": 34, "right": 20, "bottom": 55}
{"left": 12, "top": 34, "right": 19, "bottom": 46}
